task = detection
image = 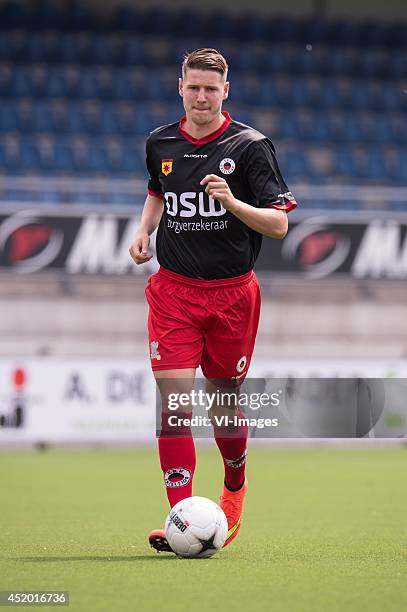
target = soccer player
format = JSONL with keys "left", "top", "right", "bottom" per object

{"left": 129, "top": 48, "right": 297, "bottom": 553}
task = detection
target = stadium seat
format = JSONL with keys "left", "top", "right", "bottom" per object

{"left": 0, "top": 103, "right": 18, "bottom": 131}
{"left": 334, "top": 148, "right": 357, "bottom": 180}
{"left": 0, "top": 7, "right": 405, "bottom": 190}
{"left": 53, "top": 142, "right": 76, "bottom": 172}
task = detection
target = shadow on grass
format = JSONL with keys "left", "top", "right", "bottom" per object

{"left": 11, "top": 555, "right": 178, "bottom": 562}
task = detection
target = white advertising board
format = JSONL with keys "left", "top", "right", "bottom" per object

{"left": 1, "top": 357, "right": 406, "bottom": 444}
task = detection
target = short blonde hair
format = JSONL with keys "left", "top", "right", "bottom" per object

{"left": 182, "top": 48, "right": 228, "bottom": 80}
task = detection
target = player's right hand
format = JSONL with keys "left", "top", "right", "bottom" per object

{"left": 129, "top": 233, "right": 153, "bottom": 265}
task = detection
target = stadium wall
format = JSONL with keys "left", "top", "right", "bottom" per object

{"left": 78, "top": 0, "right": 407, "bottom": 21}
{"left": 1, "top": 0, "right": 407, "bottom": 21}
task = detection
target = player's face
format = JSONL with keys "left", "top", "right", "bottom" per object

{"left": 179, "top": 69, "right": 229, "bottom": 127}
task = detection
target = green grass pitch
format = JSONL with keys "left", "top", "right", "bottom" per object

{"left": 1, "top": 446, "right": 406, "bottom": 612}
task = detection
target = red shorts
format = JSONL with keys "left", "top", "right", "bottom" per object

{"left": 145, "top": 267, "right": 261, "bottom": 383}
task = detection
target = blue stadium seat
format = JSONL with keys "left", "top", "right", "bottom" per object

{"left": 200, "top": 11, "right": 237, "bottom": 41}
{"left": 267, "top": 16, "right": 298, "bottom": 44}
{"left": 112, "top": 71, "right": 137, "bottom": 100}
{"left": 329, "top": 49, "right": 358, "bottom": 77}
{"left": 53, "top": 142, "right": 76, "bottom": 172}
{"left": 341, "top": 113, "right": 365, "bottom": 143}
{"left": 382, "top": 84, "right": 405, "bottom": 112}
{"left": 19, "top": 141, "right": 41, "bottom": 171}
{"left": 88, "top": 143, "right": 110, "bottom": 172}
{"left": 144, "top": 71, "right": 177, "bottom": 103}
{"left": 283, "top": 149, "right": 309, "bottom": 180}
{"left": 310, "top": 113, "right": 330, "bottom": 142}
{"left": 126, "top": 108, "right": 154, "bottom": 135}
{"left": 91, "top": 36, "right": 120, "bottom": 65}
{"left": 334, "top": 148, "right": 357, "bottom": 179}
{"left": 235, "top": 15, "right": 269, "bottom": 42}
{"left": 374, "top": 115, "right": 394, "bottom": 144}
{"left": 23, "top": 34, "right": 48, "bottom": 62}
{"left": 120, "top": 144, "right": 144, "bottom": 173}
{"left": 386, "top": 23, "right": 407, "bottom": 49}
{"left": 360, "top": 149, "right": 387, "bottom": 182}
{"left": 77, "top": 69, "right": 102, "bottom": 99}
{"left": 358, "top": 51, "right": 388, "bottom": 78}
{"left": 296, "top": 47, "right": 327, "bottom": 75}
{"left": 280, "top": 112, "right": 299, "bottom": 139}
{"left": 121, "top": 39, "right": 148, "bottom": 66}
{"left": 100, "top": 107, "right": 121, "bottom": 135}
{"left": 11, "top": 66, "right": 34, "bottom": 97}
{"left": 45, "top": 70, "right": 71, "bottom": 98}
{"left": 0, "top": 103, "right": 18, "bottom": 131}
{"left": 297, "top": 17, "right": 328, "bottom": 45}
{"left": 388, "top": 151, "right": 407, "bottom": 184}
{"left": 30, "top": 102, "right": 56, "bottom": 132}
{"left": 58, "top": 35, "right": 86, "bottom": 63}
{"left": 65, "top": 105, "right": 86, "bottom": 132}
{"left": 357, "top": 20, "right": 388, "bottom": 48}
{"left": 258, "top": 47, "right": 288, "bottom": 74}
{"left": 326, "top": 20, "right": 358, "bottom": 46}
{"left": 294, "top": 78, "right": 324, "bottom": 108}
{"left": 349, "top": 82, "right": 372, "bottom": 111}
{"left": 390, "top": 52, "right": 407, "bottom": 79}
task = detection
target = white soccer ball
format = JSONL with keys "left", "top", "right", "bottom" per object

{"left": 165, "top": 496, "right": 228, "bottom": 558}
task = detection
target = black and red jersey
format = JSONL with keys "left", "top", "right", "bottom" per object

{"left": 146, "top": 111, "right": 297, "bottom": 279}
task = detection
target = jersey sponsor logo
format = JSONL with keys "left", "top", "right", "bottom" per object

{"left": 161, "top": 159, "right": 173, "bottom": 176}
{"left": 167, "top": 218, "right": 229, "bottom": 234}
{"left": 219, "top": 158, "right": 235, "bottom": 174}
{"left": 150, "top": 341, "right": 161, "bottom": 360}
{"left": 164, "top": 468, "right": 191, "bottom": 488}
{"left": 164, "top": 192, "right": 226, "bottom": 218}
{"left": 184, "top": 153, "right": 208, "bottom": 159}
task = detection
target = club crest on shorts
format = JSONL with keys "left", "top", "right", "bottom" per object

{"left": 150, "top": 341, "right": 161, "bottom": 360}
{"left": 161, "top": 159, "right": 173, "bottom": 176}
{"left": 236, "top": 356, "right": 247, "bottom": 373}
{"left": 219, "top": 158, "right": 235, "bottom": 174}
{"left": 164, "top": 468, "right": 191, "bottom": 488}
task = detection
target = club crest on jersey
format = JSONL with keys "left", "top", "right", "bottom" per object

{"left": 161, "top": 159, "right": 173, "bottom": 176}
{"left": 219, "top": 158, "right": 235, "bottom": 175}
{"left": 150, "top": 341, "right": 161, "bottom": 360}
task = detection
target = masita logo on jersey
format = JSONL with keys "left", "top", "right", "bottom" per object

{"left": 164, "top": 192, "right": 227, "bottom": 218}
{"left": 219, "top": 158, "right": 235, "bottom": 174}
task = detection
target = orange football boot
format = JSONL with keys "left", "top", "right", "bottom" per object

{"left": 219, "top": 478, "right": 248, "bottom": 547}
{"left": 148, "top": 529, "right": 174, "bottom": 553}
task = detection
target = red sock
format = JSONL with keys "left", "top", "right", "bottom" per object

{"left": 158, "top": 412, "right": 196, "bottom": 508}
{"left": 213, "top": 409, "right": 248, "bottom": 491}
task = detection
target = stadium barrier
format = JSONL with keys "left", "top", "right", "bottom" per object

{"left": 0, "top": 357, "right": 406, "bottom": 445}
{"left": 1, "top": 206, "right": 407, "bottom": 279}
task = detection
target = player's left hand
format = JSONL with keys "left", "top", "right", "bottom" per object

{"left": 200, "top": 174, "right": 237, "bottom": 212}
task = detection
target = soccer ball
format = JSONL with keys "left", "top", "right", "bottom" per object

{"left": 165, "top": 496, "right": 228, "bottom": 558}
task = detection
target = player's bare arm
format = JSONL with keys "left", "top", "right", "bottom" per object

{"left": 200, "top": 174, "right": 288, "bottom": 239}
{"left": 129, "top": 194, "right": 164, "bottom": 265}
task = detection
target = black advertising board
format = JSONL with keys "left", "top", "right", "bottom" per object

{"left": 1, "top": 209, "right": 406, "bottom": 279}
